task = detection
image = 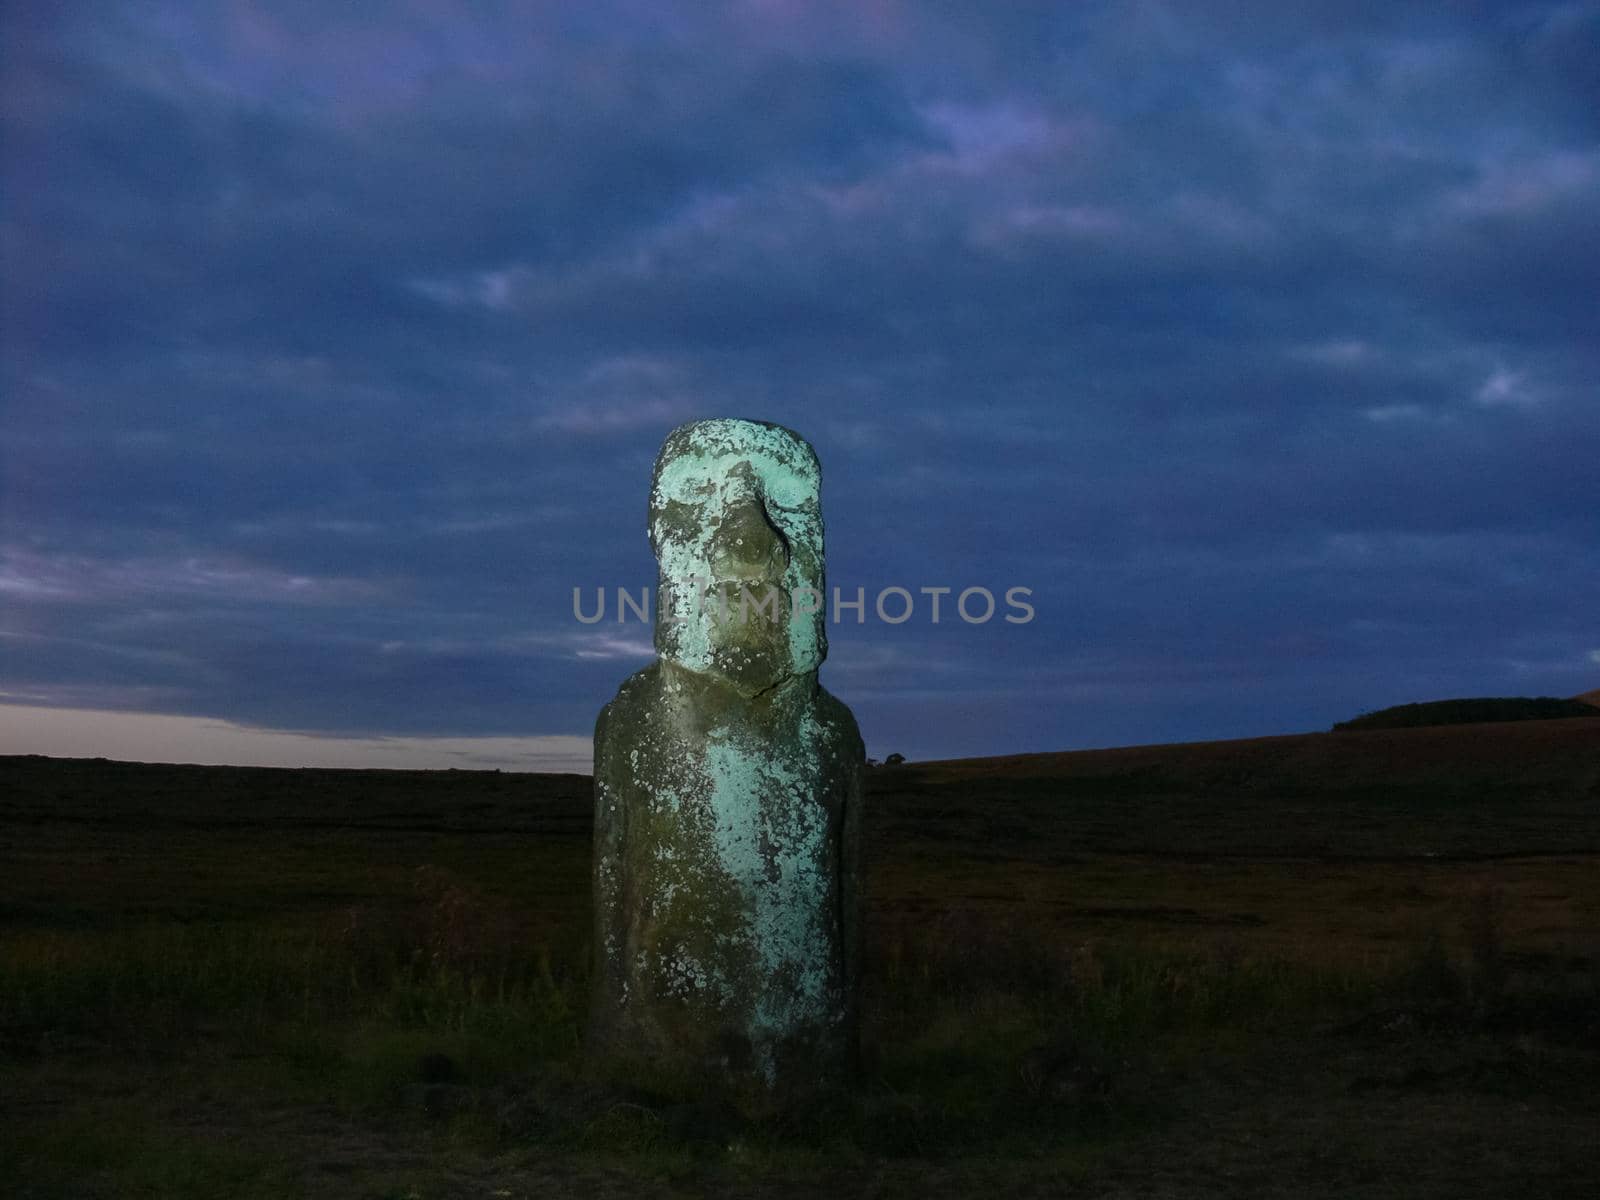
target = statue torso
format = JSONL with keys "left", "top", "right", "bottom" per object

{"left": 591, "top": 660, "right": 862, "bottom": 1081}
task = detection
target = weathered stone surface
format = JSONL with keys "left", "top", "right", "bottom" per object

{"left": 588, "top": 419, "right": 865, "bottom": 1108}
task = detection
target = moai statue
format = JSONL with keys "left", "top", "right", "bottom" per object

{"left": 588, "top": 418, "right": 865, "bottom": 1108}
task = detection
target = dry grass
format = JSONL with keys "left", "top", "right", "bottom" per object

{"left": 3, "top": 719, "right": 1599, "bottom": 1196}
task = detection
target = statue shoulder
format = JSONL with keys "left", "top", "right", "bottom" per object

{"left": 595, "top": 662, "right": 666, "bottom": 746}
{"left": 813, "top": 684, "right": 866, "bottom": 761}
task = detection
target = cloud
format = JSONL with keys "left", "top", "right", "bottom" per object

{"left": 2, "top": 1, "right": 1596, "bottom": 764}
{"left": 0, "top": 546, "right": 379, "bottom": 606}
{"left": 1474, "top": 367, "right": 1542, "bottom": 409}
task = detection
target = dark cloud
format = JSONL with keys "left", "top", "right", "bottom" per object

{"left": 3, "top": 1, "right": 1596, "bottom": 763}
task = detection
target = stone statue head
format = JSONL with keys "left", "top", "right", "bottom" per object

{"left": 649, "top": 419, "right": 826, "bottom": 694}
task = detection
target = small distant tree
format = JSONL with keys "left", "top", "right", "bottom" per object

{"left": 884, "top": 752, "right": 906, "bottom": 767}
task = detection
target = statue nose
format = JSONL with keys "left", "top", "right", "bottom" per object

{"left": 711, "top": 496, "right": 789, "bottom": 580}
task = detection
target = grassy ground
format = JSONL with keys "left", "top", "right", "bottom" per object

{"left": 2, "top": 717, "right": 1598, "bottom": 1197}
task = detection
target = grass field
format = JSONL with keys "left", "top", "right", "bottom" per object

{"left": 3, "top": 716, "right": 1599, "bottom": 1197}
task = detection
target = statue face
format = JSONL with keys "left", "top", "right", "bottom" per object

{"left": 649, "top": 419, "right": 826, "bottom": 693}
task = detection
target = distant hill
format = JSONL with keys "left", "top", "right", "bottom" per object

{"left": 1577, "top": 688, "right": 1600, "bottom": 709}
{"left": 7, "top": 715, "right": 1600, "bottom": 863}
{"left": 1332, "top": 696, "right": 1600, "bottom": 732}
{"left": 888, "top": 716, "right": 1600, "bottom": 859}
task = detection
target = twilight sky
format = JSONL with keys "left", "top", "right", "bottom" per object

{"left": 3, "top": 1, "right": 1598, "bottom": 771}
